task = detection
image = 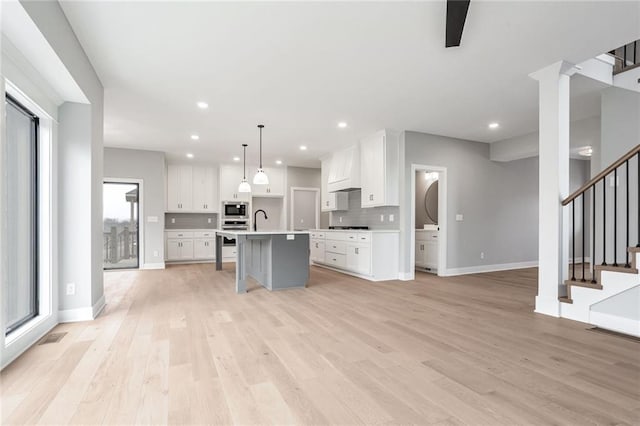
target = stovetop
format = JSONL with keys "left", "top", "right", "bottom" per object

{"left": 328, "top": 226, "right": 369, "bottom": 230}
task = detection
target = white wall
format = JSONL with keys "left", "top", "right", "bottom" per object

{"left": 103, "top": 148, "right": 166, "bottom": 267}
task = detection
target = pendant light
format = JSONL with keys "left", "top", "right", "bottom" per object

{"left": 238, "top": 144, "right": 251, "bottom": 193}
{"left": 253, "top": 124, "right": 269, "bottom": 185}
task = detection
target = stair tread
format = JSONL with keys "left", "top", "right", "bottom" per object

{"left": 595, "top": 265, "right": 638, "bottom": 274}
{"left": 628, "top": 247, "right": 640, "bottom": 253}
{"left": 558, "top": 296, "right": 573, "bottom": 304}
{"left": 564, "top": 280, "right": 603, "bottom": 290}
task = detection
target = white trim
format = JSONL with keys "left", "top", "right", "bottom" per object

{"left": 142, "top": 262, "right": 166, "bottom": 270}
{"left": 398, "top": 272, "right": 413, "bottom": 281}
{"left": 589, "top": 311, "right": 640, "bottom": 338}
{"left": 290, "top": 187, "right": 320, "bottom": 231}
{"left": 410, "top": 164, "right": 448, "bottom": 281}
{"left": 103, "top": 177, "right": 144, "bottom": 270}
{"left": 59, "top": 294, "right": 105, "bottom": 323}
{"left": 441, "top": 260, "right": 539, "bottom": 277}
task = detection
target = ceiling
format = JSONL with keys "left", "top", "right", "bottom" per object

{"left": 60, "top": 1, "right": 640, "bottom": 168}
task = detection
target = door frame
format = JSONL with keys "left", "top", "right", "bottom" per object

{"left": 290, "top": 187, "right": 320, "bottom": 231}
{"left": 103, "top": 177, "right": 144, "bottom": 270}
{"left": 410, "top": 164, "right": 447, "bottom": 279}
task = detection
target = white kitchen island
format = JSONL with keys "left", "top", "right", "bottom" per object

{"left": 215, "top": 231, "right": 310, "bottom": 293}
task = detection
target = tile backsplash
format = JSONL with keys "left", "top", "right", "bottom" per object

{"left": 329, "top": 190, "right": 400, "bottom": 230}
{"left": 165, "top": 213, "right": 218, "bottom": 229}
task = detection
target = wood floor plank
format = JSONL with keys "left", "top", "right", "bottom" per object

{"left": 1, "top": 264, "right": 638, "bottom": 425}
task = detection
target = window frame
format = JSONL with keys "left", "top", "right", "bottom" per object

{"left": 4, "top": 93, "right": 40, "bottom": 335}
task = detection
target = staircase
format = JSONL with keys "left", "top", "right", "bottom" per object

{"left": 558, "top": 145, "right": 640, "bottom": 337}
{"left": 609, "top": 40, "right": 639, "bottom": 74}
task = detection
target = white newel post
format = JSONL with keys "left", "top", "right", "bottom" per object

{"left": 530, "top": 61, "right": 576, "bottom": 317}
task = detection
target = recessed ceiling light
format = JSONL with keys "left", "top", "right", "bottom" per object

{"left": 488, "top": 122, "right": 500, "bottom": 129}
{"left": 276, "top": 160, "right": 283, "bottom": 165}
{"left": 186, "top": 153, "right": 194, "bottom": 159}
{"left": 191, "top": 134, "right": 200, "bottom": 140}
{"left": 197, "top": 101, "right": 208, "bottom": 109}
{"left": 299, "top": 145, "right": 307, "bottom": 151}
{"left": 233, "top": 156, "right": 240, "bottom": 161}
{"left": 338, "top": 122, "right": 348, "bottom": 129}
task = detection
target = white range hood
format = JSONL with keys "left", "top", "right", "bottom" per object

{"left": 327, "top": 145, "right": 361, "bottom": 192}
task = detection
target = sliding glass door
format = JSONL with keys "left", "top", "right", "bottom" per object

{"left": 4, "top": 95, "right": 39, "bottom": 334}
{"left": 103, "top": 182, "right": 139, "bottom": 270}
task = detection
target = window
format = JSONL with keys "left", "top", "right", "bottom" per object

{"left": 4, "top": 94, "right": 39, "bottom": 335}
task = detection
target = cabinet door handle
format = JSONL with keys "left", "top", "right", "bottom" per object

{"left": 369, "top": 194, "right": 373, "bottom": 201}
{"left": 326, "top": 201, "right": 329, "bottom": 206}
{"left": 355, "top": 247, "right": 359, "bottom": 254}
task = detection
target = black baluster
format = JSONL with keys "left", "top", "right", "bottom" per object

{"left": 614, "top": 168, "right": 618, "bottom": 266}
{"left": 581, "top": 193, "right": 586, "bottom": 282}
{"left": 626, "top": 160, "right": 631, "bottom": 268}
{"left": 592, "top": 184, "right": 597, "bottom": 284}
{"left": 572, "top": 200, "right": 576, "bottom": 281}
{"left": 603, "top": 178, "right": 607, "bottom": 265}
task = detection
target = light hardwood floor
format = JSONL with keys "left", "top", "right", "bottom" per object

{"left": 1, "top": 264, "right": 639, "bottom": 425}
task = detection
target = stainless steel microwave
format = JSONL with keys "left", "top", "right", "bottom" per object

{"left": 222, "top": 201, "right": 249, "bottom": 219}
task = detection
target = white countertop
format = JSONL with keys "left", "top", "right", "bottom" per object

{"left": 165, "top": 228, "right": 219, "bottom": 232}
{"left": 216, "top": 230, "right": 309, "bottom": 236}
{"left": 311, "top": 229, "right": 400, "bottom": 233}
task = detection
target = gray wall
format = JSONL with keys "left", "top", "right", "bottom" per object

{"left": 285, "top": 166, "right": 328, "bottom": 229}
{"left": 251, "top": 198, "right": 283, "bottom": 231}
{"left": 599, "top": 87, "right": 640, "bottom": 174}
{"left": 104, "top": 148, "right": 166, "bottom": 266}
{"left": 399, "top": 131, "right": 591, "bottom": 275}
{"left": 329, "top": 191, "right": 400, "bottom": 230}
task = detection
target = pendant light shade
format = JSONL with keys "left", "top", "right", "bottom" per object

{"left": 253, "top": 124, "right": 269, "bottom": 185}
{"left": 238, "top": 144, "right": 251, "bottom": 193}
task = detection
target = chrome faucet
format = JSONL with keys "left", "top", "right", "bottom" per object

{"left": 253, "top": 209, "right": 268, "bottom": 231}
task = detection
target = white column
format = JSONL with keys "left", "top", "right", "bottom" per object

{"left": 530, "top": 61, "right": 576, "bottom": 317}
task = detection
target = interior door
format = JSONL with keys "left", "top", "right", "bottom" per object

{"left": 291, "top": 189, "right": 318, "bottom": 230}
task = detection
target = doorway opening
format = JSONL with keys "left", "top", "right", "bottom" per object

{"left": 290, "top": 187, "right": 320, "bottom": 231}
{"left": 103, "top": 181, "right": 140, "bottom": 270}
{"left": 411, "top": 164, "right": 447, "bottom": 279}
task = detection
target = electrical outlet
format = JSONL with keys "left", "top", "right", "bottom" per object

{"left": 456, "top": 214, "right": 464, "bottom": 221}
{"left": 339, "top": 216, "right": 343, "bottom": 223}
{"left": 207, "top": 218, "right": 212, "bottom": 223}
{"left": 153, "top": 250, "right": 159, "bottom": 257}
{"left": 389, "top": 214, "right": 394, "bottom": 222}
{"left": 66, "top": 283, "right": 76, "bottom": 296}
{"left": 480, "top": 252, "right": 485, "bottom": 259}
{"left": 171, "top": 218, "right": 176, "bottom": 224}
{"left": 380, "top": 214, "right": 384, "bottom": 222}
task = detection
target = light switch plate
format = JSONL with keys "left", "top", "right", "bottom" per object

{"left": 286, "top": 234, "right": 295, "bottom": 240}
{"left": 380, "top": 214, "right": 384, "bottom": 222}
{"left": 456, "top": 214, "right": 464, "bottom": 221}
{"left": 171, "top": 218, "right": 176, "bottom": 224}
{"left": 389, "top": 214, "right": 394, "bottom": 222}
{"left": 207, "top": 218, "right": 212, "bottom": 223}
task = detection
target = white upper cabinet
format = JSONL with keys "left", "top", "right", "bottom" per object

{"left": 167, "top": 165, "right": 193, "bottom": 211}
{"left": 167, "top": 165, "right": 218, "bottom": 212}
{"left": 251, "top": 166, "right": 285, "bottom": 197}
{"left": 219, "top": 164, "right": 251, "bottom": 202}
{"left": 321, "top": 157, "right": 348, "bottom": 212}
{"left": 192, "top": 166, "right": 218, "bottom": 212}
{"left": 360, "top": 129, "right": 399, "bottom": 208}
{"left": 327, "top": 145, "right": 360, "bottom": 193}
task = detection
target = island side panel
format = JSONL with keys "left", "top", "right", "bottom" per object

{"left": 246, "top": 237, "right": 272, "bottom": 290}
{"left": 270, "top": 234, "right": 309, "bottom": 290}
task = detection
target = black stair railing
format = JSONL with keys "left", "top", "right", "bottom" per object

{"left": 563, "top": 144, "right": 640, "bottom": 283}
{"left": 609, "top": 40, "right": 640, "bottom": 74}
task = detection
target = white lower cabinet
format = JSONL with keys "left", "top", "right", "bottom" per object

{"left": 415, "top": 230, "right": 438, "bottom": 272}
{"left": 165, "top": 230, "right": 216, "bottom": 262}
{"left": 310, "top": 230, "right": 398, "bottom": 281}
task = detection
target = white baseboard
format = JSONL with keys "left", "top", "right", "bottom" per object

{"left": 590, "top": 311, "right": 640, "bottom": 337}
{"left": 59, "top": 294, "right": 106, "bottom": 323}
{"left": 398, "top": 272, "right": 413, "bottom": 281}
{"left": 442, "top": 260, "right": 539, "bottom": 277}
{"left": 142, "top": 262, "right": 165, "bottom": 270}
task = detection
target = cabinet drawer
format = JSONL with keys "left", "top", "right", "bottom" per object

{"left": 357, "top": 232, "right": 371, "bottom": 242}
{"left": 194, "top": 231, "right": 215, "bottom": 238}
{"left": 325, "top": 231, "right": 349, "bottom": 241}
{"left": 166, "top": 231, "right": 194, "bottom": 239}
{"left": 324, "top": 253, "right": 346, "bottom": 268}
{"left": 345, "top": 233, "right": 359, "bottom": 242}
{"left": 325, "top": 241, "right": 346, "bottom": 254}
{"left": 310, "top": 232, "right": 325, "bottom": 239}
